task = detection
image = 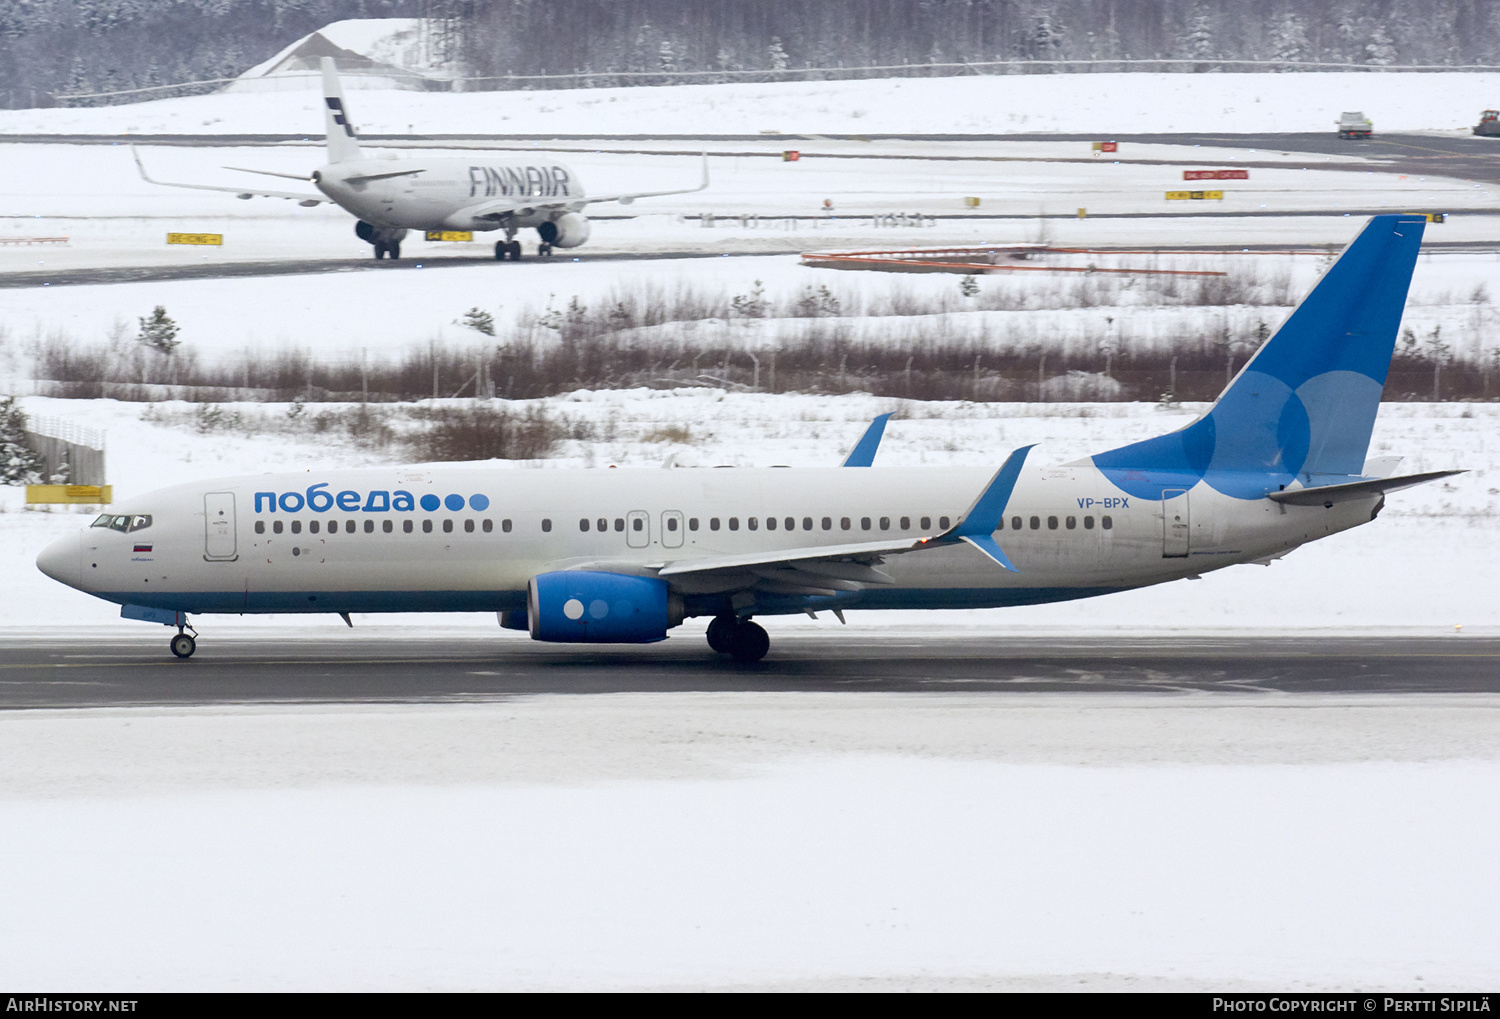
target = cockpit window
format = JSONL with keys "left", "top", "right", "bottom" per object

{"left": 90, "top": 514, "right": 151, "bottom": 532}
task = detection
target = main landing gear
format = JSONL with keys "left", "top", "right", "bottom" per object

{"left": 706, "top": 615, "right": 770, "bottom": 663}
{"left": 169, "top": 620, "right": 198, "bottom": 659}
{"left": 373, "top": 240, "right": 402, "bottom": 259}
{"left": 494, "top": 239, "right": 523, "bottom": 260}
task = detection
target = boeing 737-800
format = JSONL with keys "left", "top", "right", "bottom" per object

{"left": 134, "top": 57, "right": 708, "bottom": 260}
{"left": 37, "top": 216, "right": 1459, "bottom": 662}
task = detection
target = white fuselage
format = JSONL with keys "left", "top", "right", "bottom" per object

{"left": 39, "top": 463, "right": 1376, "bottom": 622}
{"left": 314, "top": 157, "right": 587, "bottom": 232}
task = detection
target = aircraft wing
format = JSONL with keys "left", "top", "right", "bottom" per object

{"left": 583, "top": 153, "right": 710, "bottom": 207}
{"left": 655, "top": 445, "right": 1036, "bottom": 590}
{"left": 133, "top": 146, "right": 331, "bottom": 205}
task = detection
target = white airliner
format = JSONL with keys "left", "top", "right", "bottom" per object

{"left": 37, "top": 216, "right": 1459, "bottom": 663}
{"left": 134, "top": 57, "right": 708, "bottom": 260}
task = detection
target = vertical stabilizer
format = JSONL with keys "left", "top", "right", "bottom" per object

{"left": 1092, "top": 214, "right": 1426, "bottom": 500}
{"left": 320, "top": 56, "right": 361, "bottom": 164}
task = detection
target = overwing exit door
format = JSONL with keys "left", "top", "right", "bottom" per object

{"left": 626, "top": 510, "right": 650, "bottom": 548}
{"left": 1161, "top": 489, "right": 1189, "bottom": 558}
{"left": 661, "top": 510, "right": 684, "bottom": 548}
{"left": 204, "top": 492, "right": 238, "bottom": 560}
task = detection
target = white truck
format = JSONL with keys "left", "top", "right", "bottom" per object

{"left": 1337, "top": 112, "right": 1373, "bottom": 139}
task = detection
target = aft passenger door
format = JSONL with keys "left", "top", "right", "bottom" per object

{"left": 1161, "top": 489, "right": 1189, "bottom": 558}
{"left": 661, "top": 510, "right": 684, "bottom": 549}
{"left": 626, "top": 510, "right": 650, "bottom": 549}
{"left": 204, "top": 492, "right": 238, "bottom": 561}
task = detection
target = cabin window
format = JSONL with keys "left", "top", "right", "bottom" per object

{"left": 1066, "top": 516, "right": 1077, "bottom": 530}
{"left": 464, "top": 519, "right": 475, "bottom": 533}
{"left": 766, "top": 517, "right": 777, "bottom": 530}
{"left": 940, "top": 516, "right": 951, "bottom": 529}
{"left": 840, "top": 517, "right": 851, "bottom": 530}
{"left": 689, "top": 518, "right": 699, "bottom": 531}
{"left": 541, "top": 518, "right": 552, "bottom": 532}
{"left": 747, "top": 517, "right": 758, "bottom": 531}
{"left": 365, "top": 520, "right": 375, "bottom": 533}
{"left": 879, "top": 517, "right": 890, "bottom": 530}
{"left": 728, "top": 517, "right": 740, "bottom": 531}
{"left": 442, "top": 520, "right": 453, "bottom": 533}
{"left": 803, "top": 517, "right": 814, "bottom": 531}
{"left": 1047, "top": 516, "right": 1058, "bottom": 530}
{"left": 423, "top": 520, "right": 433, "bottom": 533}
{"left": 633, "top": 517, "right": 644, "bottom": 532}
{"left": 861, "top": 517, "right": 871, "bottom": 531}
{"left": 710, "top": 518, "right": 721, "bottom": 531}
{"left": 309, "top": 520, "right": 320, "bottom": 534}
{"left": 482, "top": 519, "right": 492, "bottom": 533}
{"left": 597, "top": 518, "right": 607, "bottom": 532}
{"left": 405, "top": 520, "right": 414, "bottom": 533}
{"left": 667, "top": 517, "right": 679, "bottom": 532}
{"left": 273, "top": 521, "right": 283, "bottom": 534}
{"left": 614, "top": 518, "right": 624, "bottom": 532}
{"left": 1011, "top": 516, "right": 1022, "bottom": 530}
{"left": 579, "top": 518, "right": 590, "bottom": 532}
{"left": 1084, "top": 516, "right": 1094, "bottom": 529}
{"left": 920, "top": 516, "right": 931, "bottom": 530}
{"left": 343, "top": 520, "right": 354, "bottom": 532}
{"left": 900, "top": 516, "right": 911, "bottom": 530}
{"left": 502, "top": 519, "right": 512, "bottom": 533}
{"left": 1102, "top": 515, "right": 1113, "bottom": 530}
{"left": 255, "top": 521, "right": 265, "bottom": 534}
{"left": 1029, "top": 516, "right": 1040, "bottom": 530}
{"left": 290, "top": 520, "right": 301, "bottom": 534}
{"left": 383, "top": 520, "right": 393, "bottom": 533}
{"left": 785, "top": 517, "right": 795, "bottom": 531}
{"left": 821, "top": 517, "right": 832, "bottom": 530}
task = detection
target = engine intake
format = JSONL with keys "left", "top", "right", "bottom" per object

{"left": 527, "top": 571, "right": 681, "bottom": 643}
{"left": 537, "top": 212, "right": 591, "bottom": 249}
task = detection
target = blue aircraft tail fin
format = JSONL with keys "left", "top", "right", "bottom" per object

{"left": 1092, "top": 214, "right": 1426, "bottom": 500}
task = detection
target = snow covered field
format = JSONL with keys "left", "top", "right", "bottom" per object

{"left": 6, "top": 70, "right": 1500, "bottom": 137}
{"left": 1, "top": 694, "right": 1497, "bottom": 990}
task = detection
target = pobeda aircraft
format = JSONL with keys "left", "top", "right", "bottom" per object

{"left": 133, "top": 57, "right": 708, "bottom": 260}
{"left": 38, "top": 216, "right": 1460, "bottom": 662}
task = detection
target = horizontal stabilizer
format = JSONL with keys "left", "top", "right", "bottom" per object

{"left": 1267, "top": 469, "right": 1464, "bottom": 506}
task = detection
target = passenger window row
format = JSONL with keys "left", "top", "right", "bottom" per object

{"left": 1009, "top": 515, "right": 1113, "bottom": 530}
{"left": 255, "top": 518, "right": 512, "bottom": 536}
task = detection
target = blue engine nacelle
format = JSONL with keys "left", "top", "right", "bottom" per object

{"left": 527, "top": 571, "right": 682, "bottom": 643}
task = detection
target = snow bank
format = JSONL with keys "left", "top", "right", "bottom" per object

{"left": 5, "top": 71, "right": 1500, "bottom": 137}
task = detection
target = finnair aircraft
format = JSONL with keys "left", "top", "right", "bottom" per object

{"left": 37, "top": 216, "right": 1458, "bottom": 663}
{"left": 134, "top": 57, "right": 708, "bottom": 260}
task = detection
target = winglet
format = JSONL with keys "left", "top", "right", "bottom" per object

{"left": 940, "top": 444, "right": 1035, "bottom": 572}
{"left": 841, "top": 413, "right": 892, "bottom": 467}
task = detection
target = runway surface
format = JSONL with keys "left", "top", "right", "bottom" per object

{"left": 0, "top": 632, "right": 1493, "bottom": 708}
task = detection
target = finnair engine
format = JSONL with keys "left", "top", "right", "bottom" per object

{"left": 527, "top": 571, "right": 682, "bottom": 643}
{"left": 537, "top": 212, "right": 591, "bottom": 249}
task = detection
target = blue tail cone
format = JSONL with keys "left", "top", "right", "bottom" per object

{"left": 1093, "top": 214, "right": 1426, "bottom": 500}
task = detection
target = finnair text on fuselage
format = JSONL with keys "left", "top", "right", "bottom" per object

{"left": 467, "top": 165, "right": 575, "bottom": 199}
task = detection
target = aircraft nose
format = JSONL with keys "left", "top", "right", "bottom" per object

{"left": 36, "top": 531, "right": 82, "bottom": 590}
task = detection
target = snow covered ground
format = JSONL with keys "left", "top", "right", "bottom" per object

{"left": 7, "top": 70, "right": 1500, "bottom": 137}
{"left": 1, "top": 694, "right": 1497, "bottom": 990}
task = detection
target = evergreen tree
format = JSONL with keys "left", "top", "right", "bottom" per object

{"left": 1268, "top": 9, "right": 1311, "bottom": 65}
{"left": 136, "top": 305, "right": 180, "bottom": 356}
{"left": 1182, "top": 3, "right": 1216, "bottom": 63}
{"left": 767, "top": 36, "right": 789, "bottom": 72}
{"left": 0, "top": 396, "right": 44, "bottom": 486}
{"left": 1366, "top": 24, "right": 1398, "bottom": 65}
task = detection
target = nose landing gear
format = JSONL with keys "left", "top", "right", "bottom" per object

{"left": 706, "top": 615, "right": 770, "bottom": 663}
{"left": 169, "top": 620, "right": 198, "bottom": 659}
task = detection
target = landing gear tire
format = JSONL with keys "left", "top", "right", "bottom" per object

{"left": 388, "top": 241, "right": 401, "bottom": 260}
{"left": 170, "top": 633, "right": 196, "bottom": 659}
{"left": 539, "top": 242, "right": 554, "bottom": 257}
{"left": 373, "top": 241, "right": 387, "bottom": 260}
{"left": 494, "top": 241, "right": 507, "bottom": 261}
{"left": 728, "top": 620, "right": 770, "bottom": 664}
{"left": 706, "top": 615, "right": 737, "bottom": 654}
{"left": 508, "top": 240, "right": 522, "bottom": 260}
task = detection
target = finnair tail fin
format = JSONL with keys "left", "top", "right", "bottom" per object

{"left": 320, "top": 56, "right": 361, "bottom": 164}
{"left": 1093, "top": 214, "right": 1426, "bottom": 500}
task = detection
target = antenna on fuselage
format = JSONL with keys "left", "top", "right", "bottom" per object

{"left": 319, "top": 56, "right": 362, "bottom": 165}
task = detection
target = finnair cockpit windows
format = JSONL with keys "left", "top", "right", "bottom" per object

{"left": 91, "top": 514, "right": 152, "bottom": 532}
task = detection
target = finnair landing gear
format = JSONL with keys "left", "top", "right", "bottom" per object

{"left": 494, "top": 240, "right": 522, "bottom": 261}
{"left": 706, "top": 616, "right": 769, "bottom": 663}
{"left": 354, "top": 221, "right": 407, "bottom": 260}
{"left": 169, "top": 620, "right": 198, "bottom": 659}
{"left": 538, "top": 242, "right": 554, "bottom": 257}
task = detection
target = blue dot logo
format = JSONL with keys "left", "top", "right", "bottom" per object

{"left": 419, "top": 494, "right": 440, "bottom": 512}
{"left": 469, "top": 494, "right": 490, "bottom": 511}
{"left": 444, "top": 493, "right": 465, "bottom": 512}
